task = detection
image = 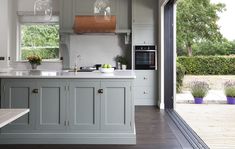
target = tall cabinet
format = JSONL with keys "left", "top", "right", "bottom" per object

{"left": 132, "top": 0, "right": 158, "bottom": 106}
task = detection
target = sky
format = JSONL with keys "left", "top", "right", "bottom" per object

{"left": 211, "top": 0, "right": 235, "bottom": 41}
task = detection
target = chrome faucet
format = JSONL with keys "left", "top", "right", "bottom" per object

{"left": 74, "top": 55, "right": 81, "bottom": 72}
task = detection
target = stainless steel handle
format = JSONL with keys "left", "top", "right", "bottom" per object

{"left": 32, "top": 89, "right": 39, "bottom": 94}
{"left": 98, "top": 89, "right": 104, "bottom": 94}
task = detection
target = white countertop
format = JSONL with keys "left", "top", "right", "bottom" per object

{"left": 0, "top": 109, "right": 30, "bottom": 128}
{"left": 0, "top": 70, "right": 136, "bottom": 79}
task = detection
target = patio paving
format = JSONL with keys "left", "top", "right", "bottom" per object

{"left": 176, "top": 90, "right": 227, "bottom": 104}
{"left": 176, "top": 104, "right": 235, "bottom": 149}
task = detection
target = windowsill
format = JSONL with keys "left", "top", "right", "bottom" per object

{"left": 13, "top": 60, "right": 62, "bottom": 63}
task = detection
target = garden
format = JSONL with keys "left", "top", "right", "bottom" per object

{"left": 176, "top": 0, "right": 235, "bottom": 105}
{"left": 175, "top": 0, "right": 235, "bottom": 148}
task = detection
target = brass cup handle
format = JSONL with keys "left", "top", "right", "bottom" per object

{"left": 98, "top": 89, "right": 104, "bottom": 94}
{"left": 32, "top": 89, "right": 39, "bottom": 94}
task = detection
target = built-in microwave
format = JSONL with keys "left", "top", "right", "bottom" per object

{"left": 135, "top": 45, "right": 156, "bottom": 70}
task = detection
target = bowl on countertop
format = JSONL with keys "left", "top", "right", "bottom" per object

{"left": 99, "top": 68, "right": 114, "bottom": 73}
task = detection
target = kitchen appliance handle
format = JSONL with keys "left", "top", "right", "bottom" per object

{"left": 135, "top": 50, "right": 156, "bottom": 52}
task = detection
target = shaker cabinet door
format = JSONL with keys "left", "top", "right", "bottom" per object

{"left": 35, "top": 80, "right": 67, "bottom": 130}
{"left": 132, "top": 0, "right": 156, "bottom": 25}
{"left": 100, "top": 81, "right": 132, "bottom": 131}
{"left": 1, "top": 79, "right": 35, "bottom": 132}
{"left": 69, "top": 80, "right": 100, "bottom": 130}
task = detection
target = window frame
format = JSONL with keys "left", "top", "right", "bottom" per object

{"left": 16, "top": 14, "right": 60, "bottom": 62}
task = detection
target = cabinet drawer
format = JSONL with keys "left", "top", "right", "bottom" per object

{"left": 134, "top": 70, "right": 156, "bottom": 86}
{"left": 134, "top": 87, "right": 156, "bottom": 99}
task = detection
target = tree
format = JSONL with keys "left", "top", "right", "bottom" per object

{"left": 21, "top": 24, "right": 59, "bottom": 47}
{"left": 193, "top": 39, "right": 232, "bottom": 56}
{"left": 177, "top": 0, "right": 225, "bottom": 56}
{"left": 21, "top": 24, "right": 59, "bottom": 60}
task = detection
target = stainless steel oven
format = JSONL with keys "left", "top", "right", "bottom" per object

{"left": 135, "top": 45, "right": 156, "bottom": 70}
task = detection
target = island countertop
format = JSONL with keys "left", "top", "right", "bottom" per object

{"left": 0, "top": 70, "right": 136, "bottom": 79}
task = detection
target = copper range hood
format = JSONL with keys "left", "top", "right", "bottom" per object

{"left": 73, "top": 16, "right": 116, "bottom": 33}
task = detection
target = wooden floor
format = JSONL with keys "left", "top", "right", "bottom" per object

{"left": 176, "top": 104, "right": 235, "bottom": 149}
{"left": 0, "top": 107, "right": 188, "bottom": 149}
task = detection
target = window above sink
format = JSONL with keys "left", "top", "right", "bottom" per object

{"left": 17, "top": 14, "right": 60, "bottom": 62}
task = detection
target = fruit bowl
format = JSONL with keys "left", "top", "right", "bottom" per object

{"left": 99, "top": 68, "right": 114, "bottom": 73}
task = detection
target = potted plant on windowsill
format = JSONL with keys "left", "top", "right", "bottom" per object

{"left": 190, "top": 81, "right": 209, "bottom": 104}
{"left": 224, "top": 81, "right": 235, "bottom": 104}
{"left": 27, "top": 55, "right": 42, "bottom": 70}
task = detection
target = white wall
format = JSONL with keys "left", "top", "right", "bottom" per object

{"left": 0, "top": 0, "right": 10, "bottom": 69}
{"left": 70, "top": 35, "right": 126, "bottom": 68}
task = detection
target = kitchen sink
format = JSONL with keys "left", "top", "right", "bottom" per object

{"left": 63, "top": 69, "right": 95, "bottom": 72}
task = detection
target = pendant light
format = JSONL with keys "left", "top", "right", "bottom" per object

{"left": 34, "top": 0, "right": 53, "bottom": 20}
{"left": 94, "top": 0, "right": 111, "bottom": 22}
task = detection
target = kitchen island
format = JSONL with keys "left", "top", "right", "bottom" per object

{"left": 0, "top": 70, "right": 136, "bottom": 144}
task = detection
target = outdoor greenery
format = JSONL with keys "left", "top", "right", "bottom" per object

{"left": 176, "top": 62, "right": 186, "bottom": 93}
{"left": 177, "top": 56, "right": 235, "bottom": 75}
{"left": 20, "top": 24, "right": 59, "bottom": 60}
{"left": 224, "top": 81, "right": 235, "bottom": 97}
{"left": 193, "top": 40, "right": 235, "bottom": 56}
{"left": 177, "top": 0, "right": 227, "bottom": 56}
{"left": 190, "top": 81, "right": 209, "bottom": 98}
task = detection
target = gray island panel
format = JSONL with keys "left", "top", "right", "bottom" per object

{"left": 0, "top": 75, "right": 136, "bottom": 144}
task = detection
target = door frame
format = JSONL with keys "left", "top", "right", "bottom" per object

{"left": 157, "top": 0, "right": 176, "bottom": 109}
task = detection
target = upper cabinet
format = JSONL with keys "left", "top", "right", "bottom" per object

{"left": 59, "top": 0, "right": 131, "bottom": 33}
{"left": 59, "top": 0, "right": 73, "bottom": 33}
{"left": 132, "top": 0, "right": 157, "bottom": 45}
{"left": 132, "top": 0, "right": 157, "bottom": 25}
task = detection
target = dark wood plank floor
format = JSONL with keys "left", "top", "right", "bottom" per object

{"left": 0, "top": 107, "right": 188, "bottom": 149}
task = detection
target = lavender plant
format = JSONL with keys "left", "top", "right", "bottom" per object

{"left": 190, "top": 81, "right": 209, "bottom": 98}
{"left": 224, "top": 81, "right": 235, "bottom": 97}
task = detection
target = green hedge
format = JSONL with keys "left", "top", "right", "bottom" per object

{"left": 177, "top": 56, "right": 235, "bottom": 75}
{"left": 21, "top": 48, "right": 59, "bottom": 60}
{"left": 176, "top": 62, "right": 186, "bottom": 93}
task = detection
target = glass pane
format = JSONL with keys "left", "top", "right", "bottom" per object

{"left": 20, "top": 24, "right": 59, "bottom": 60}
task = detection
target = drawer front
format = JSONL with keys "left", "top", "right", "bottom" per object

{"left": 134, "top": 70, "right": 157, "bottom": 86}
{"left": 134, "top": 87, "right": 156, "bottom": 99}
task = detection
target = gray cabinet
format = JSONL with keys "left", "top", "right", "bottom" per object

{"left": 69, "top": 80, "right": 100, "bottom": 130}
{"left": 59, "top": 0, "right": 73, "bottom": 32}
{"left": 133, "top": 25, "right": 156, "bottom": 45}
{"left": 100, "top": 81, "right": 132, "bottom": 131}
{"left": 132, "top": 0, "right": 157, "bottom": 45}
{"left": 134, "top": 70, "right": 157, "bottom": 105}
{"left": 36, "top": 80, "right": 67, "bottom": 130}
{"left": 132, "top": 0, "right": 156, "bottom": 25}
{"left": 1, "top": 79, "right": 133, "bottom": 131}
{"left": 69, "top": 80, "right": 132, "bottom": 131}
{"left": 1, "top": 79, "right": 35, "bottom": 132}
